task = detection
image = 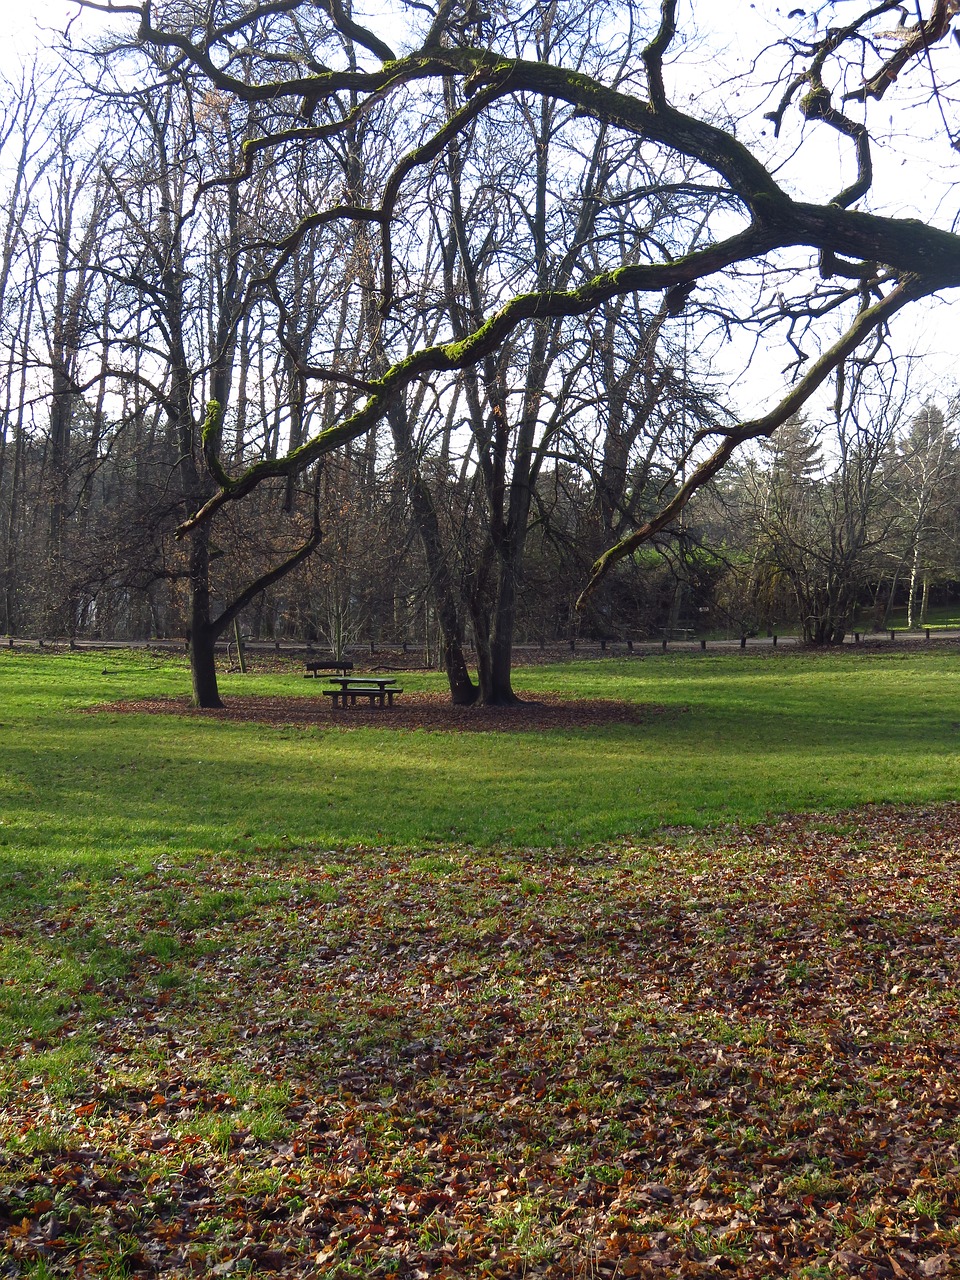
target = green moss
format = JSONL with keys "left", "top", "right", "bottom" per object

{"left": 201, "top": 399, "right": 221, "bottom": 446}
{"left": 200, "top": 400, "right": 231, "bottom": 488}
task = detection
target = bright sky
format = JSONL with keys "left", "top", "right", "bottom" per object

{"left": 2, "top": 0, "right": 95, "bottom": 58}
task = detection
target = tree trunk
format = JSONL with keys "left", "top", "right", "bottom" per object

{"left": 479, "top": 552, "right": 523, "bottom": 705}
{"left": 465, "top": 526, "right": 535, "bottom": 704}
{"left": 408, "top": 488, "right": 478, "bottom": 703}
{"left": 881, "top": 565, "right": 902, "bottom": 629}
{"left": 667, "top": 577, "right": 684, "bottom": 639}
{"left": 471, "top": 606, "right": 494, "bottom": 704}
{"left": 907, "top": 544, "right": 920, "bottom": 628}
{"left": 187, "top": 528, "right": 223, "bottom": 708}
{"left": 189, "top": 622, "right": 222, "bottom": 708}
{"left": 438, "top": 595, "right": 478, "bottom": 705}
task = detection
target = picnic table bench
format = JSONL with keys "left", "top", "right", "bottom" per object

{"left": 322, "top": 676, "right": 403, "bottom": 709}
{"left": 304, "top": 659, "right": 354, "bottom": 677}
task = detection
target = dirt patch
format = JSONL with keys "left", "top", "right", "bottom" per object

{"left": 91, "top": 690, "right": 672, "bottom": 733}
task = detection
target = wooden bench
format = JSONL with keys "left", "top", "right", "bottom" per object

{"left": 305, "top": 659, "right": 354, "bottom": 677}
{"left": 321, "top": 680, "right": 399, "bottom": 711}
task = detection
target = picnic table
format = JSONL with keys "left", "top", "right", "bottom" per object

{"left": 322, "top": 676, "right": 403, "bottom": 709}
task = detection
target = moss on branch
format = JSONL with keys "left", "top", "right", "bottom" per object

{"left": 201, "top": 400, "right": 231, "bottom": 490}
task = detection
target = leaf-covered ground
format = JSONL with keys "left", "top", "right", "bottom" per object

{"left": 92, "top": 692, "right": 669, "bottom": 733}
{"left": 2, "top": 806, "right": 959, "bottom": 1278}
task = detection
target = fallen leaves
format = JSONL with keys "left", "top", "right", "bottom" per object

{"left": 1, "top": 806, "right": 959, "bottom": 1276}
{"left": 87, "top": 691, "right": 674, "bottom": 733}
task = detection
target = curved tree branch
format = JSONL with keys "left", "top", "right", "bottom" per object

{"left": 175, "top": 221, "right": 784, "bottom": 536}
{"left": 117, "top": 0, "right": 960, "bottom": 610}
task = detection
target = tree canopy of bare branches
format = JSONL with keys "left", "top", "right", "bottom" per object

{"left": 81, "top": 4, "right": 958, "bottom": 502}
{"left": 12, "top": 0, "right": 960, "bottom": 698}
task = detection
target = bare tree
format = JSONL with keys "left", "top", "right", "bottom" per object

{"left": 889, "top": 400, "right": 960, "bottom": 627}
{"left": 81, "top": 71, "right": 335, "bottom": 703}
{"left": 71, "top": 2, "right": 957, "bottom": 598}
{"left": 0, "top": 0, "right": 937, "bottom": 698}
{"left": 0, "top": 66, "right": 63, "bottom": 632}
{"left": 730, "top": 354, "right": 909, "bottom": 646}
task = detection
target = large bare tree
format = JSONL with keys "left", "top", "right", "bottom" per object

{"left": 66, "top": 0, "right": 960, "bottom": 690}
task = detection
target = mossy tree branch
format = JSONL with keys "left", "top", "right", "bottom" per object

{"left": 175, "top": 221, "right": 784, "bottom": 537}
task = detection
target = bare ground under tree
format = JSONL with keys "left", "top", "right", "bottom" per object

{"left": 92, "top": 691, "right": 672, "bottom": 733}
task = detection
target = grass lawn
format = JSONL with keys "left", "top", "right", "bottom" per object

{"left": 2, "top": 646, "right": 960, "bottom": 861}
{"left": 1, "top": 648, "right": 959, "bottom": 1277}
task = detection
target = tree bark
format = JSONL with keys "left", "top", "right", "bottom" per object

{"left": 485, "top": 557, "right": 523, "bottom": 705}
{"left": 187, "top": 527, "right": 223, "bottom": 708}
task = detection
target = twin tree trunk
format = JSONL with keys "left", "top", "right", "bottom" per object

{"left": 412, "top": 505, "right": 526, "bottom": 707}
{"left": 389, "top": 397, "right": 526, "bottom": 708}
{"left": 478, "top": 554, "right": 523, "bottom": 706}
{"left": 388, "top": 402, "right": 478, "bottom": 706}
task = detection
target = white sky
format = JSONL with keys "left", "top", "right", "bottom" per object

{"left": 2, "top": 0, "right": 100, "bottom": 59}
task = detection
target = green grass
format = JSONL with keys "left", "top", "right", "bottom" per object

{"left": 2, "top": 646, "right": 960, "bottom": 869}
{"left": 702, "top": 603, "right": 960, "bottom": 639}
{"left": 885, "top": 603, "right": 960, "bottom": 630}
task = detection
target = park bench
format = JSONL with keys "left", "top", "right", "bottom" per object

{"left": 304, "top": 659, "right": 354, "bottom": 677}
{"left": 322, "top": 676, "right": 403, "bottom": 709}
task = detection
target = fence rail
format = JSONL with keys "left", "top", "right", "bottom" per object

{"left": 3, "top": 629, "right": 960, "bottom": 657}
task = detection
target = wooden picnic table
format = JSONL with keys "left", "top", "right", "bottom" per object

{"left": 322, "top": 676, "right": 403, "bottom": 709}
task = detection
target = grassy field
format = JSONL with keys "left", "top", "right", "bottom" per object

{"left": 2, "top": 648, "right": 959, "bottom": 1277}
{"left": 2, "top": 646, "right": 960, "bottom": 863}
